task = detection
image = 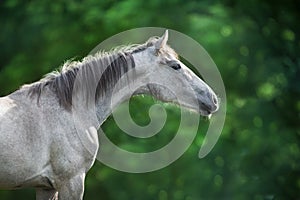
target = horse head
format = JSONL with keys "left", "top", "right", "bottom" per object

{"left": 131, "top": 30, "right": 219, "bottom": 116}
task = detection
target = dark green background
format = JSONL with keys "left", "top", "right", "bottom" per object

{"left": 0, "top": 0, "right": 299, "bottom": 199}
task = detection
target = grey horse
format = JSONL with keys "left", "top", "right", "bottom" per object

{"left": 0, "top": 31, "right": 219, "bottom": 199}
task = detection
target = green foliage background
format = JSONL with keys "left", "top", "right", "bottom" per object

{"left": 0, "top": 0, "right": 299, "bottom": 199}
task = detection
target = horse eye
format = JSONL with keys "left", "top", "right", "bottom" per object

{"left": 170, "top": 63, "right": 181, "bottom": 70}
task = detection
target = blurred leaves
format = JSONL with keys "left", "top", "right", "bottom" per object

{"left": 1, "top": 0, "right": 300, "bottom": 199}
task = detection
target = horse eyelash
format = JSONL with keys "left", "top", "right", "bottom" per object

{"left": 170, "top": 63, "right": 181, "bottom": 70}
{"left": 166, "top": 60, "right": 181, "bottom": 70}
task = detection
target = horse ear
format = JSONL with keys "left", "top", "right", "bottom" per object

{"left": 155, "top": 30, "right": 169, "bottom": 51}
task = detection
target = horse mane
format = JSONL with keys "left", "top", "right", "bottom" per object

{"left": 23, "top": 41, "right": 154, "bottom": 110}
{"left": 22, "top": 36, "right": 177, "bottom": 110}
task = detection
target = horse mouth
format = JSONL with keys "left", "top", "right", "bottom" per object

{"left": 177, "top": 101, "right": 216, "bottom": 117}
{"left": 199, "top": 101, "right": 219, "bottom": 115}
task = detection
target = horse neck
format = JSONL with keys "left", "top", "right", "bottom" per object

{"left": 94, "top": 72, "right": 139, "bottom": 126}
{"left": 72, "top": 51, "right": 137, "bottom": 126}
{"left": 94, "top": 51, "right": 150, "bottom": 126}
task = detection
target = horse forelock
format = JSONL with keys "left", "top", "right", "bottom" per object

{"left": 131, "top": 37, "right": 178, "bottom": 59}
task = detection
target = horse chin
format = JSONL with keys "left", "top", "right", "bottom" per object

{"left": 199, "top": 109, "right": 213, "bottom": 118}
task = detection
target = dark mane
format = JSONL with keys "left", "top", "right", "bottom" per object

{"left": 22, "top": 37, "right": 170, "bottom": 110}
{"left": 25, "top": 49, "right": 138, "bottom": 110}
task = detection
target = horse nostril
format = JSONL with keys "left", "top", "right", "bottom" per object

{"left": 212, "top": 95, "right": 218, "bottom": 105}
{"left": 201, "top": 102, "right": 211, "bottom": 111}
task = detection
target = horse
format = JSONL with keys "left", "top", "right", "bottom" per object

{"left": 0, "top": 30, "right": 219, "bottom": 199}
